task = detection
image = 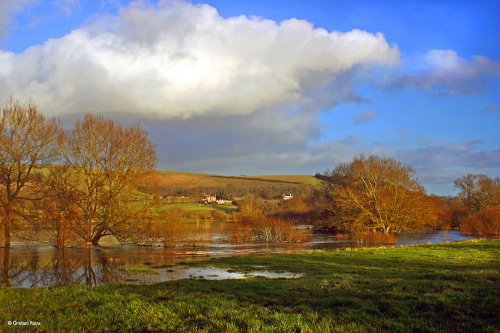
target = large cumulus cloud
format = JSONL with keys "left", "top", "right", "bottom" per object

{"left": 0, "top": 0, "right": 399, "bottom": 118}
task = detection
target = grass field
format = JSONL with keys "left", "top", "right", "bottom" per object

{"left": 236, "top": 174, "right": 320, "bottom": 186}
{"left": 156, "top": 171, "right": 319, "bottom": 189}
{"left": 154, "top": 202, "right": 238, "bottom": 215}
{"left": 1, "top": 240, "right": 498, "bottom": 332}
{"left": 37, "top": 167, "right": 319, "bottom": 189}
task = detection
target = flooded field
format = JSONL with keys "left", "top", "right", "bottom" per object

{"left": 0, "top": 224, "right": 480, "bottom": 288}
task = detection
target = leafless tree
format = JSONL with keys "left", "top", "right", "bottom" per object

{"left": 62, "top": 114, "right": 157, "bottom": 246}
{"left": 0, "top": 98, "right": 62, "bottom": 248}
{"left": 35, "top": 166, "right": 82, "bottom": 247}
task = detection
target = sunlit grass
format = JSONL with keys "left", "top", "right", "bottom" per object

{"left": 1, "top": 240, "right": 498, "bottom": 332}
{"left": 119, "top": 264, "right": 160, "bottom": 275}
{"left": 154, "top": 202, "right": 238, "bottom": 214}
{"left": 156, "top": 170, "right": 316, "bottom": 188}
{"left": 238, "top": 174, "right": 320, "bottom": 185}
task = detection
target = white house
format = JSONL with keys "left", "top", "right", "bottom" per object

{"left": 201, "top": 194, "right": 217, "bottom": 204}
{"left": 216, "top": 199, "right": 232, "bottom": 205}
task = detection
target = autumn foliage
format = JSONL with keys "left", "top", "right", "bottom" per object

{"left": 2, "top": 98, "right": 499, "bottom": 249}
{"left": 230, "top": 195, "right": 311, "bottom": 243}
{"left": 0, "top": 99, "right": 157, "bottom": 248}
{"left": 459, "top": 206, "right": 500, "bottom": 236}
{"left": 319, "top": 155, "right": 437, "bottom": 236}
{"left": 0, "top": 98, "right": 63, "bottom": 247}
{"left": 454, "top": 174, "right": 500, "bottom": 235}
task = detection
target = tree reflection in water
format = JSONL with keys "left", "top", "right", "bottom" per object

{"left": 0, "top": 248, "right": 117, "bottom": 287}
{"left": 0, "top": 230, "right": 478, "bottom": 288}
{"left": 0, "top": 247, "right": 185, "bottom": 287}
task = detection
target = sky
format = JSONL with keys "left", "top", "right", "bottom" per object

{"left": 0, "top": 0, "right": 499, "bottom": 195}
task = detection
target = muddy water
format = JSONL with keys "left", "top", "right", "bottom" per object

{"left": 0, "top": 225, "right": 480, "bottom": 288}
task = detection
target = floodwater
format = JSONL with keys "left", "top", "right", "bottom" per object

{"left": 121, "top": 266, "right": 304, "bottom": 285}
{"left": 0, "top": 223, "right": 480, "bottom": 288}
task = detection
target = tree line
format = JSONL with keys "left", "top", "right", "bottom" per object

{"left": 1, "top": 98, "right": 498, "bottom": 248}
{"left": 0, "top": 99, "right": 157, "bottom": 248}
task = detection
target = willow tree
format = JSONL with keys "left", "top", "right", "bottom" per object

{"left": 0, "top": 99, "right": 62, "bottom": 248}
{"left": 63, "top": 114, "right": 157, "bottom": 246}
{"left": 321, "top": 155, "right": 436, "bottom": 235}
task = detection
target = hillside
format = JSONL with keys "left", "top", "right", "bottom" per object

{"left": 156, "top": 171, "right": 320, "bottom": 196}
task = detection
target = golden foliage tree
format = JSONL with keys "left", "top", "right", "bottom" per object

{"left": 322, "top": 155, "right": 436, "bottom": 235}
{"left": 62, "top": 114, "right": 157, "bottom": 246}
{"left": 0, "top": 99, "right": 62, "bottom": 248}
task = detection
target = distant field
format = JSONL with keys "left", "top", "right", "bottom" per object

{"left": 237, "top": 174, "right": 319, "bottom": 185}
{"left": 156, "top": 171, "right": 319, "bottom": 188}
{"left": 154, "top": 202, "right": 238, "bottom": 215}
{"left": 36, "top": 167, "right": 320, "bottom": 188}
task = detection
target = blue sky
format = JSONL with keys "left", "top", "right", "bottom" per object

{"left": 0, "top": 0, "right": 499, "bottom": 195}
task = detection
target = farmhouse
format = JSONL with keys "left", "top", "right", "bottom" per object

{"left": 201, "top": 194, "right": 217, "bottom": 204}
{"left": 216, "top": 199, "right": 232, "bottom": 205}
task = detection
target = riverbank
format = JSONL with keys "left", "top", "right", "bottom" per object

{"left": 1, "top": 239, "right": 499, "bottom": 332}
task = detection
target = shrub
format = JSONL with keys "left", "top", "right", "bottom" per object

{"left": 356, "top": 231, "right": 398, "bottom": 245}
{"left": 459, "top": 206, "right": 500, "bottom": 236}
{"left": 230, "top": 215, "right": 311, "bottom": 244}
{"left": 210, "top": 210, "right": 226, "bottom": 221}
{"left": 227, "top": 223, "right": 253, "bottom": 243}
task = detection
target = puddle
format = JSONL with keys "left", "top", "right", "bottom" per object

{"left": 246, "top": 270, "right": 303, "bottom": 279}
{"left": 121, "top": 266, "right": 303, "bottom": 284}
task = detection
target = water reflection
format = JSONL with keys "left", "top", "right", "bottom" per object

{"left": 0, "top": 229, "right": 479, "bottom": 288}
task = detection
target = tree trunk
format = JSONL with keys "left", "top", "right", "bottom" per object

{"left": 56, "top": 217, "right": 66, "bottom": 248}
{"left": 84, "top": 248, "right": 96, "bottom": 286}
{"left": 0, "top": 218, "right": 4, "bottom": 248}
{"left": 2, "top": 213, "right": 10, "bottom": 248}
{"left": 91, "top": 228, "right": 102, "bottom": 246}
{"left": 85, "top": 218, "right": 93, "bottom": 247}
{"left": 91, "top": 237, "right": 100, "bottom": 246}
{"left": 384, "top": 226, "right": 391, "bottom": 234}
{"left": 1, "top": 248, "right": 10, "bottom": 286}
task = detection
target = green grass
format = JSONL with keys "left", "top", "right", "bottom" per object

{"left": 1, "top": 240, "right": 499, "bottom": 332}
{"left": 237, "top": 174, "right": 320, "bottom": 186}
{"left": 153, "top": 202, "right": 238, "bottom": 215}
{"left": 119, "top": 264, "right": 160, "bottom": 275}
{"left": 156, "top": 170, "right": 317, "bottom": 188}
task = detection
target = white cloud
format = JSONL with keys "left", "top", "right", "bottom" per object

{"left": 392, "top": 49, "right": 500, "bottom": 95}
{"left": 0, "top": 0, "right": 399, "bottom": 119}
{"left": 0, "top": 0, "right": 36, "bottom": 35}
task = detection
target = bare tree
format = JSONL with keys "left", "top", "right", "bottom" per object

{"left": 0, "top": 98, "right": 62, "bottom": 248}
{"left": 34, "top": 166, "right": 82, "bottom": 248}
{"left": 454, "top": 174, "right": 500, "bottom": 213}
{"left": 63, "top": 114, "right": 157, "bottom": 246}
{"left": 321, "top": 155, "right": 436, "bottom": 234}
